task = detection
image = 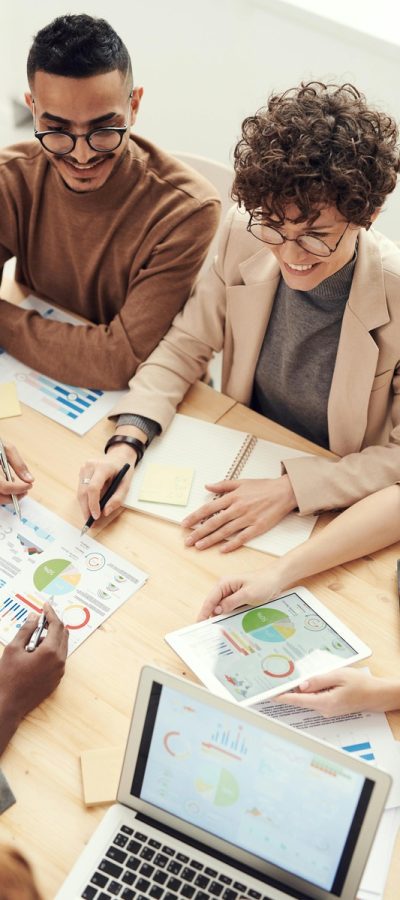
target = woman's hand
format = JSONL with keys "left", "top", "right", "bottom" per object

{"left": 183, "top": 474, "right": 297, "bottom": 553}
{"left": 278, "top": 668, "right": 394, "bottom": 716}
{"left": 0, "top": 442, "right": 34, "bottom": 504}
{"left": 198, "top": 561, "right": 286, "bottom": 620}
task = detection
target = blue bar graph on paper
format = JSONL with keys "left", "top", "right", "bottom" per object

{"left": 342, "top": 741, "right": 375, "bottom": 762}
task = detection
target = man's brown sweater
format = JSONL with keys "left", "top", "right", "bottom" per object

{"left": 0, "top": 135, "right": 220, "bottom": 401}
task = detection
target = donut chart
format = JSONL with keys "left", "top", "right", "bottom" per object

{"left": 242, "top": 607, "right": 295, "bottom": 643}
{"left": 262, "top": 654, "right": 295, "bottom": 678}
{"left": 33, "top": 559, "right": 81, "bottom": 596}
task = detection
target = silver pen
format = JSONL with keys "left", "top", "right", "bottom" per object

{"left": 0, "top": 438, "right": 21, "bottom": 520}
{"left": 25, "top": 610, "right": 47, "bottom": 652}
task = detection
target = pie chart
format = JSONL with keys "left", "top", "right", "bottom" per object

{"left": 242, "top": 606, "right": 295, "bottom": 642}
{"left": 33, "top": 559, "right": 81, "bottom": 596}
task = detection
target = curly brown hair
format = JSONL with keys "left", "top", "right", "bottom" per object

{"left": 232, "top": 82, "right": 399, "bottom": 226}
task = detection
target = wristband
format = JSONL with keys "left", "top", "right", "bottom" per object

{"left": 104, "top": 435, "right": 147, "bottom": 465}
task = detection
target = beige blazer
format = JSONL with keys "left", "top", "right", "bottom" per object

{"left": 112, "top": 206, "right": 400, "bottom": 515}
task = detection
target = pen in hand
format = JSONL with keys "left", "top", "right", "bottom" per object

{"left": 25, "top": 610, "right": 48, "bottom": 652}
{"left": 0, "top": 438, "right": 21, "bottom": 520}
{"left": 80, "top": 463, "right": 131, "bottom": 536}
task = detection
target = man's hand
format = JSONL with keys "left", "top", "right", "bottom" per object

{"left": 278, "top": 668, "right": 386, "bottom": 717}
{"left": 0, "top": 443, "right": 34, "bottom": 504}
{"left": 183, "top": 475, "right": 297, "bottom": 552}
{"left": 198, "top": 562, "right": 287, "bottom": 620}
{"left": 0, "top": 604, "right": 68, "bottom": 753}
{"left": 78, "top": 444, "right": 137, "bottom": 523}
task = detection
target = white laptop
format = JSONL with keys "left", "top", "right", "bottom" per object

{"left": 56, "top": 665, "right": 391, "bottom": 900}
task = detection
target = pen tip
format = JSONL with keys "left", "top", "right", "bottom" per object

{"left": 80, "top": 525, "right": 88, "bottom": 536}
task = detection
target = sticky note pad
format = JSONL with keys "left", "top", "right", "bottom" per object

{"left": 80, "top": 746, "right": 124, "bottom": 806}
{"left": 139, "top": 464, "right": 194, "bottom": 506}
{"left": 0, "top": 382, "right": 21, "bottom": 419}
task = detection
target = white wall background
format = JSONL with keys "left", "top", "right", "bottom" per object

{"left": 1, "top": 0, "right": 400, "bottom": 237}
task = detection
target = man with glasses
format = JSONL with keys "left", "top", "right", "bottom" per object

{"left": 0, "top": 14, "right": 219, "bottom": 494}
{"left": 82, "top": 82, "right": 400, "bottom": 548}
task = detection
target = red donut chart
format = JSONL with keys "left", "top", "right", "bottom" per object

{"left": 62, "top": 603, "right": 90, "bottom": 630}
{"left": 262, "top": 654, "right": 295, "bottom": 678}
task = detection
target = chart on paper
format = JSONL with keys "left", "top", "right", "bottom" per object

{"left": 0, "top": 497, "right": 148, "bottom": 653}
{"left": 0, "top": 296, "right": 128, "bottom": 434}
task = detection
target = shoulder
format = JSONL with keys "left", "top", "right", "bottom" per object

{"left": 368, "top": 229, "right": 400, "bottom": 282}
{"left": 0, "top": 141, "right": 45, "bottom": 194}
{"left": 0, "top": 140, "right": 43, "bottom": 173}
{"left": 127, "top": 136, "right": 220, "bottom": 209}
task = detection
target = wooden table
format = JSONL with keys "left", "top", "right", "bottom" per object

{"left": 0, "top": 287, "right": 399, "bottom": 898}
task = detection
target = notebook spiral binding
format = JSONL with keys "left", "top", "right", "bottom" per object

{"left": 224, "top": 434, "right": 258, "bottom": 481}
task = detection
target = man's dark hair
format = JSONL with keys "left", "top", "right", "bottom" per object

{"left": 232, "top": 82, "right": 399, "bottom": 227}
{"left": 27, "top": 14, "right": 132, "bottom": 85}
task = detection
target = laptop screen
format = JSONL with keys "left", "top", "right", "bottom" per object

{"left": 131, "top": 682, "right": 374, "bottom": 896}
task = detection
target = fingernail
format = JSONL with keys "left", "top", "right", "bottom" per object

{"left": 300, "top": 681, "right": 309, "bottom": 691}
{"left": 27, "top": 613, "right": 37, "bottom": 623}
{"left": 23, "top": 470, "right": 34, "bottom": 481}
{"left": 215, "top": 606, "right": 222, "bottom": 614}
{"left": 185, "top": 537, "right": 194, "bottom": 546}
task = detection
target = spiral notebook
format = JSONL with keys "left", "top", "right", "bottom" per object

{"left": 124, "top": 414, "right": 317, "bottom": 555}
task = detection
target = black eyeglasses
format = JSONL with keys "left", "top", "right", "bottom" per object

{"left": 32, "top": 95, "right": 132, "bottom": 155}
{"left": 247, "top": 214, "right": 350, "bottom": 258}
{"left": 34, "top": 124, "right": 128, "bottom": 155}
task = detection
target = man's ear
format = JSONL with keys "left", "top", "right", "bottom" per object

{"left": 24, "top": 92, "right": 34, "bottom": 113}
{"left": 130, "top": 87, "right": 144, "bottom": 126}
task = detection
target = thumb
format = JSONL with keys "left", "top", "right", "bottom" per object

{"left": 205, "top": 481, "right": 237, "bottom": 493}
{"left": 218, "top": 587, "right": 250, "bottom": 615}
{"left": 297, "top": 671, "right": 341, "bottom": 693}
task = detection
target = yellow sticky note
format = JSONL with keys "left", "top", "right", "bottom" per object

{"left": 139, "top": 464, "right": 194, "bottom": 506}
{"left": 0, "top": 382, "right": 21, "bottom": 419}
{"left": 80, "top": 746, "right": 124, "bottom": 806}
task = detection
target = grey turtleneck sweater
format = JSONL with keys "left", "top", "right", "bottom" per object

{"left": 251, "top": 254, "right": 357, "bottom": 449}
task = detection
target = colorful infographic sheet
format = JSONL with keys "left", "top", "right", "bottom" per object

{"left": 0, "top": 296, "right": 128, "bottom": 434}
{"left": 0, "top": 498, "right": 148, "bottom": 654}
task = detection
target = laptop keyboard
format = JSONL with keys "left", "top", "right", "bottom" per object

{"left": 81, "top": 824, "right": 273, "bottom": 900}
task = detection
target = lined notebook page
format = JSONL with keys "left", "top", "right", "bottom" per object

{"left": 124, "top": 414, "right": 317, "bottom": 556}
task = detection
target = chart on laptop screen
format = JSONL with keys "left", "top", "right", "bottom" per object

{"left": 138, "top": 685, "right": 368, "bottom": 893}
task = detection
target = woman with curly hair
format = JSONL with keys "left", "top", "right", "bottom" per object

{"left": 93, "top": 82, "right": 400, "bottom": 554}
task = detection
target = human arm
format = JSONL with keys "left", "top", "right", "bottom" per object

{"left": 0, "top": 201, "right": 219, "bottom": 389}
{"left": 0, "top": 442, "right": 34, "bottom": 503}
{"left": 198, "top": 483, "right": 400, "bottom": 618}
{"left": 0, "top": 605, "right": 68, "bottom": 755}
{"left": 278, "top": 668, "right": 400, "bottom": 716}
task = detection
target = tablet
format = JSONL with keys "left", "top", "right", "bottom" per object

{"left": 165, "top": 587, "right": 371, "bottom": 705}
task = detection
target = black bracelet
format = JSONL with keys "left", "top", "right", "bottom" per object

{"left": 104, "top": 435, "right": 147, "bottom": 465}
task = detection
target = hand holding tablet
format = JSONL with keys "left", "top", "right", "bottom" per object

{"left": 166, "top": 587, "right": 371, "bottom": 705}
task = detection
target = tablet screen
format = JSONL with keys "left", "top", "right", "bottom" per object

{"left": 168, "top": 592, "right": 357, "bottom": 702}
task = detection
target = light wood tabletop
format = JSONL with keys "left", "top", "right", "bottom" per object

{"left": 0, "top": 284, "right": 399, "bottom": 898}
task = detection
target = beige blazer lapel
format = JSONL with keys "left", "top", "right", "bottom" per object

{"left": 223, "top": 248, "right": 281, "bottom": 404}
{"left": 328, "top": 230, "right": 390, "bottom": 456}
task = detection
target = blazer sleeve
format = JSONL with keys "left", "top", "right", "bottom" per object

{"left": 284, "top": 369, "right": 400, "bottom": 514}
{"left": 109, "top": 206, "right": 236, "bottom": 425}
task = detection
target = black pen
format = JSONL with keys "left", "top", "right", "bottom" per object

{"left": 80, "top": 463, "right": 131, "bottom": 536}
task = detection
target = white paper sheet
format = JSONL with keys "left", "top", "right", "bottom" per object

{"left": 0, "top": 296, "right": 128, "bottom": 434}
{"left": 0, "top": 497, "right": 148, "bottom": 654}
